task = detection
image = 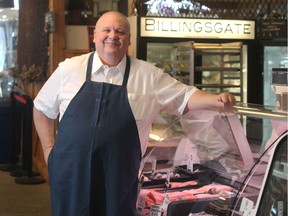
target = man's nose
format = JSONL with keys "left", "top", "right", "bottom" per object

{"left": 109, "top": 30, "right": 118, "bottom": 38}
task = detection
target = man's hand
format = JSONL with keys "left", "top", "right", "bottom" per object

{"left": 186, "top": 90, "right": 236, "bottom": 111}
{"left": 216, "top": 92, "right": 236, "bottom": 109}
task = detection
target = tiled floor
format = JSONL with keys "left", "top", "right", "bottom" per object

{"left": 0, "top": 165, "right": 51, "bottom": 216}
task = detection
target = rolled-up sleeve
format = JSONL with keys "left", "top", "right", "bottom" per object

{"left": 155, "top": 71, "right": 198, "bottom": 115}
{"left": 33, "top": 67, "right": 62, "bottom": 119}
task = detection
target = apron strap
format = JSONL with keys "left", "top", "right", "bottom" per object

{"left": 122, "top": 55, "right": 130, "bottom": 88}
{"left": 86, "top": 52, "right": 94, "bottom": 81}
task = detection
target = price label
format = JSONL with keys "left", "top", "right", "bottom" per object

{"left": 150, "top": 205, "right": 162, "bottom": 216}
{"left": 187, "top": 153, "right": 193, "bottom": 172}
{"left": 137, "top": 196, "right": 146, "bottom": 212}
{"left": 239, "top": 197, "right": 254, "bottom": 216}
{"left": 152, "top": 159, "right": 156, "bottom": 174}
{"left": 162, "top": 194, "right": 170, "bottom": 216}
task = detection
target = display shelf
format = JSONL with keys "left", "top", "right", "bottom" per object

{"left": 173, "top": 42, "right": 244, "bottom": 102}
{"left": 137, "top": 104, "right": 287, "bottom": 215}
{"left": 196, "top": 84, "right": 241, "bottom": 88}
{"left": 195, "top": 67, "right": 240, "bottom": 71}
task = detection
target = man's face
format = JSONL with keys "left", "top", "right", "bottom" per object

{"left": 93, "top": 12, "right": 131, "bottom": 65}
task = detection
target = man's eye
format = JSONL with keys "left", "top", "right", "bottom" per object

{"left": 103, "top": 29, "right": 110, "bottom": 33}
{"left": 116, "top": 30, "right": 125, "bottom": 35}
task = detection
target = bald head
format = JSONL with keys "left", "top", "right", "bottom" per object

{"left": 96, "top": 11, "right": 130, "bottom": 33}
{"left": 93, "top": 11, "right": 131, "bottom": 66}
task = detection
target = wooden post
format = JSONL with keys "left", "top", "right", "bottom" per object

{"left": 48, "top": 0, "right": 65, "bottom": 76}
{"left": 17, "top": 0, "right": 49, "bottom": 83}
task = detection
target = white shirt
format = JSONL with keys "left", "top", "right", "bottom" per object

{"left": 34, "top": 52, "right": 198, "bottom": 156}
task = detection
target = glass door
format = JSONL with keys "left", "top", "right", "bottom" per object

{"left": 173, "top": 42, "right": 247, "bottom": 102}
{"left": 147, "top": 42, "right": 174, "bottom": 75}
{"left": 146, "top": 41, "right": 248, "bottom": 102}
{"left": 263, "top": 46, "right": 288, "bottom": 107}
{"left": 0, "top": 5, "right": 18, "bottom": 71}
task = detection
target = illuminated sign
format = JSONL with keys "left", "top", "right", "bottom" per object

{"left": 140, "top": 17, "right": 255, "bottom": 39}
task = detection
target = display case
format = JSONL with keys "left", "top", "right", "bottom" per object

{"left": 263, "top": 46, "right": 288, "bottom": 109}
{"left": 173, "top": 42, "right": 244, "bottom": 102}
{"left": 253, "top": 132, "right": 287, "bottom": 216}
{"left": 137, "top": 103, "right": 287, "bottom": 216}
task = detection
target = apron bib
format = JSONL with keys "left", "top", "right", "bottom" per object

{"left": 48, "top": 53, "right": 141, "bottom": 216}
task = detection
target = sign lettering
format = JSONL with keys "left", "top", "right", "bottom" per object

{"left": 141, "top": 17, "right": 255, "bottom": 39}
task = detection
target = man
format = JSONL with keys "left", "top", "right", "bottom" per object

{"left": 33, "top": 11, "right": 235, "bottom": 216}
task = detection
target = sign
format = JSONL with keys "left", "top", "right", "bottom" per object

{"left": 272, "top": 68, "right": 288, "bottom": 85}
{"left": 140, "top": 17, "right": 255, "bottom": 39}
{"left": 259, "top": 20, "right": 287, "bottom": 39}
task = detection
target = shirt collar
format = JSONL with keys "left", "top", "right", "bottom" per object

{"left": 92, "top": 52, "right": 127, "bottom": 77}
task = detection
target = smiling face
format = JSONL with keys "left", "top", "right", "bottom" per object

{"left": 93, "top": 11, "right": 131, "bottom": 67}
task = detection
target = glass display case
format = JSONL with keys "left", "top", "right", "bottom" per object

{"left": 253, "top": 133, "right": 287, "bottom": 216}
{"left": 173, "top": 42, "right": 245, "bottom": 102}
{"left": 146, "top": 41, "right": 247, "bottom": 103}
{"left": 263, "top": 46, "right": 288, "bottom": 108}
{"left": 137, "top": 103, "right": 287, "bottom": 216}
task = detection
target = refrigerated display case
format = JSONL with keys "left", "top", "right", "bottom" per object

{"left": 137, "top": 103, "right": 287, "bottom": 216}
{"left": 252, "top": 133, "right": 287, "bottom": 216}
{"left": 173, "top": 42, "right": 245, "bottom": 102}
{"left": 145, "top": 41, "right": 247, "bottom": 103}
{"left": 263, "top": 46, "right": 288, "bottom": 108}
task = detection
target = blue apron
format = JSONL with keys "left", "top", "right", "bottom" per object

{"left": 48, "top": 53, "right": 141, "bottom": 216}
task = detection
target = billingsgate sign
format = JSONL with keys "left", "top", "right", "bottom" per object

{"left": 140, "top": 17, "right": 255, "bottom": 39}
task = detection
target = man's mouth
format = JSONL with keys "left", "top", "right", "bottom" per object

{"left": 105, "top": 40, "right": 120, "bottom": 46}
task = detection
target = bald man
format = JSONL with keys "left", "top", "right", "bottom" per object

{"left": 33, "top": 11, "right": 235, "bottom": 216}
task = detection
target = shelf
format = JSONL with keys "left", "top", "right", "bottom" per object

{"left": 173, "top": 41, "right": 244, "bottom": 102}
{"left": 174, "top": 68, "right": 190, "bottom": 73}
{"left": 224, "top": 60, "right": 241, "bottom": 64}
{"left": 195, "top": 84, "right": 241, "bottom": 88}
{"left": 195, "top": 67, "right": 240, "bottom": 71}
{"left": 223, "top": 77, "right": 241, "bottom": 80}
{"left": 194, "top": 51, "right": 241, "bottom": 55}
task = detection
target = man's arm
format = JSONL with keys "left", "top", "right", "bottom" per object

{"left": 33, "top": 107, "right": 55, "bottom": 164}
{"left": 186, "top": 89, "right": 236, "bottom": 111}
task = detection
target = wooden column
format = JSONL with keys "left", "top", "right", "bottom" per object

{"left": 32, "top": 0, "right": 65, "bottom": 182}
{"left": 17, "top": 0, "right": 65, "bottom": 182}
{"left": 17, "top": 0, "right": 50, "bottom": 181}
{"left": 48, "top": 0, "right": 65, "bottom": 75}
{"left": 17, "top": 0, "right": 48, "bottom": 76}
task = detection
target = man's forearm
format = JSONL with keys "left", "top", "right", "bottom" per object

{"left": 33, "top": 107, "right": 55, "bottom": 163}
{"left": 186, "top": 89, "right": 236, "bottom": 111}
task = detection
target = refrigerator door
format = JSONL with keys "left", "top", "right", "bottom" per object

{"left": 147, "top": 42, "right": 175, "bottom": 76}
{"left": 263, "top": 46, "right": 288, "bottom": 107}
{"left": 146, "top": 41, "right": 247, "bottom": 102}
{"left": 174, "top": 42, "right": 246, "bottom": 102}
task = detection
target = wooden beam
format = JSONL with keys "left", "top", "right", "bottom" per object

{"left": 49, "top": 0, "right": 65, "bottom": 76}
{"left": 32, "top": 0, "right": 66, "bottom": 182}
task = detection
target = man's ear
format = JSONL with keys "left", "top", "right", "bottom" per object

{"left": 129, "top": 33, "right": 131, "bottom": 45}
{"left": 93, "top": 31, "right": 97, "bottom": 43}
